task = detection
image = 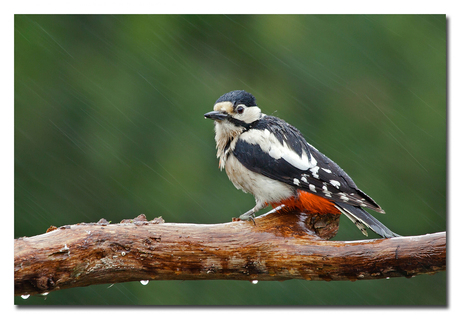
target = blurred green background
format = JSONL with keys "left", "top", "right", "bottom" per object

{"left": 14, "top": 15, "right": 446, "bottom": 305}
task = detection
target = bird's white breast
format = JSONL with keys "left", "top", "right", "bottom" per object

{"left": 224, "top": 153, "right": 294, "bottom": 204}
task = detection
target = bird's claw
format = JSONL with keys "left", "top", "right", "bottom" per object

{"left": 238, "top": 212, "right": 256, "bottom": 225}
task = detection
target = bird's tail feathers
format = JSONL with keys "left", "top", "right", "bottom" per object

{"left": 335, "top": 202, "right": 399, "bottom": 238}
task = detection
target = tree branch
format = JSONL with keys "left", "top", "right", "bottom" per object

{"left": 14, "top": 211, "right": 446, "bottom": 296}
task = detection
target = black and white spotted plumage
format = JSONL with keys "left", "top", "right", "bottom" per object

{"left": 233, "top": 116, "right": 382, "bottom": 211}
{"left": 205, "top": 90, "right": 398, "bottom": 238}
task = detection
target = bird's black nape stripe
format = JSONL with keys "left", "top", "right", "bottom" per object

{"left": 227, "top": 117, "right": 260, "bottom": 131}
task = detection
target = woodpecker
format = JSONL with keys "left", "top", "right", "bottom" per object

{"left": 204, "top": 90, "right": 399, "bottom": 238}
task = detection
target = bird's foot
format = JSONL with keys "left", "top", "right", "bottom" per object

{"left": 237, "top": 211, "right": 256, "bottom": 225}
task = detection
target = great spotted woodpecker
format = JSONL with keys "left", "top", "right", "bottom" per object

{"left": 204, "top": 90, "right": 399, "bottom": 238}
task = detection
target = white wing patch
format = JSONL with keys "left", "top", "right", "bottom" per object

{"left": 330, "top": 180, "right": 341, "bottom": 189}
{"left": 310, "top": 166, "right": 320, "bottom": 178}
{"left": 240, "top": 129, "right": 317, "bottom": 170}
{"left": 322, "top": 185, "right": 332, "bottom": 197}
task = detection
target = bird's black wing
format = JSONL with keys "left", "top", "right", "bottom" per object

{"left": 233, "top": 115, "right": 384, "bottom": 213}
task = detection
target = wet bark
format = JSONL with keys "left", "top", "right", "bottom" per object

{"left": 14, "top": 211, "right": 446, "bottom": 296}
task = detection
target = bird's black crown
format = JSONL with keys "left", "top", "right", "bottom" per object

{"left": 215, "top": 90, "right": 257, "bottom": 107}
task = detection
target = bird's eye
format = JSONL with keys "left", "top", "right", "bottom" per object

{"left": 236, "top": 105, "right": 244, "bottom": 114}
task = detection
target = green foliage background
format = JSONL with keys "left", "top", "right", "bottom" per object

{"left": 14, "top": 15, "right": 446, "bottom": 305}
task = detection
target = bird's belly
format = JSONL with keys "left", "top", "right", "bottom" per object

{"left": 224, "top": 154, "right": 294, "bottom": 203}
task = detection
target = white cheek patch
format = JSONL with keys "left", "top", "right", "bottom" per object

{"left": 234, "top": 106, "right": 262, "bottom": 124}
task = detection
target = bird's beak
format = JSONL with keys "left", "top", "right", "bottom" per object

{"left": 204, "top": 111, "right": 228, "bottom": 121}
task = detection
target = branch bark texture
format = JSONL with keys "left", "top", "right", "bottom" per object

{"left": 14, "top": 212, "right": 446, "bottom": 296}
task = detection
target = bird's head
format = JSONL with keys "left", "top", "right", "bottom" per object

{"left": 204, "top": 90, "right": 262, "bottom": 130}
{"left": 205, "top": 90, "right": 263, "bottom": 157}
